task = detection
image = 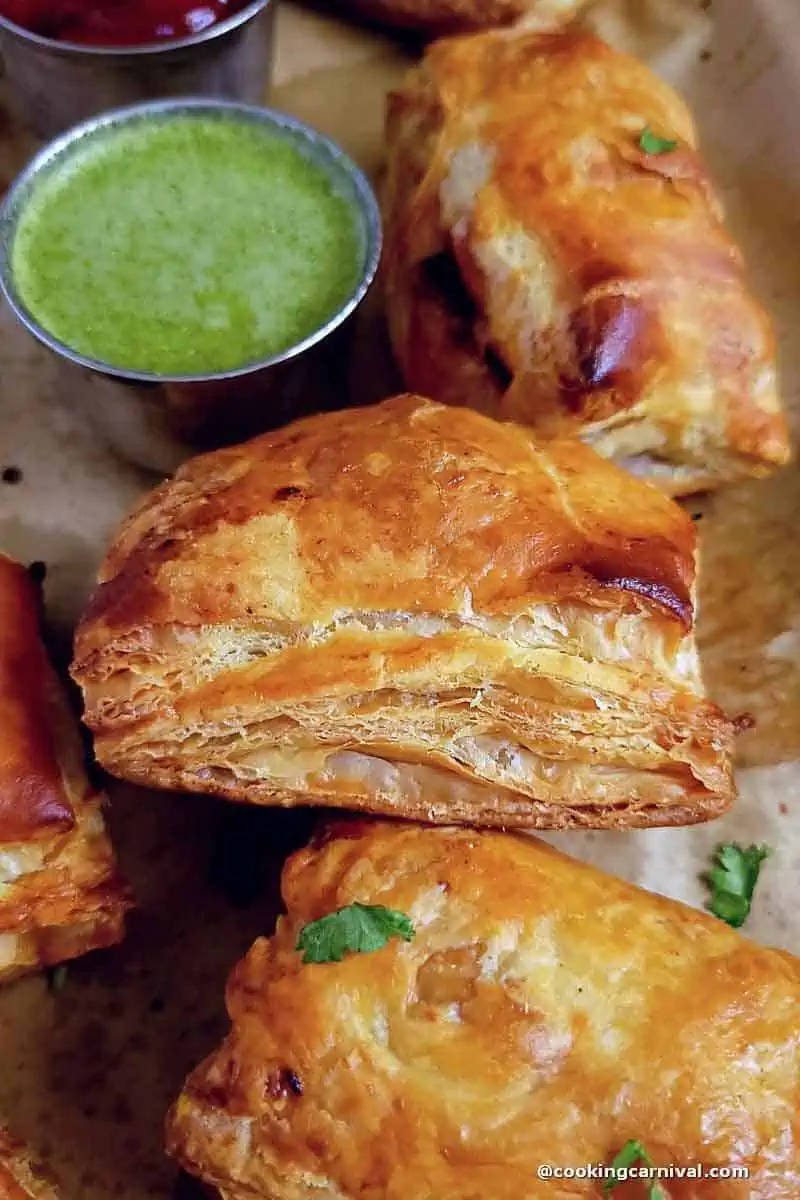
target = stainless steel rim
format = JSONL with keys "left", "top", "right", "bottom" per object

{"left": 0, "top": 98, "right": 383, "bottom": 385}
{"left": 0, "top": 0, "right": 271, "bottom": 57}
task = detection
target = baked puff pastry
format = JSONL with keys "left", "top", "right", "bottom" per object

{"left": 72, "top": 396, "right": 734, "bottom": 830}
{"left": 0, "top": 1128, "right": 59, "bottom": 1199}
{"left": 167, "top": 819, "right": 800, "bottom": 1200}
{"left": 0, "top": 555, "right": 128, "bottom": 982}
{"left": 383, "top": 31, "right": 791, "bottom": 494}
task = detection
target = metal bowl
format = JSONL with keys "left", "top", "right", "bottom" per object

{"left": 0, "top": 98, "right": 383, "bottom": 474}
{"left": 0, "top": 0, "right": 275, "bottom": 140}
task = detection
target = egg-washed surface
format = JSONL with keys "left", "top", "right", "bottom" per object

{"left": 1, "top": 1, "right": 800, "bottom": 1197}
{"left": 71, "top": 396, "right": 735, "bottom": 830}
{"left": 11, "top": 113, "right": 363, "bottom": 376}
{"left": 382, "top": 27, "right": 790, "bottom": 495}
{"left": 0, "top": 556, "right": 129, "bottom": 982}
{"left": 167, "top": 820, "right": 800, "bottom": 1200}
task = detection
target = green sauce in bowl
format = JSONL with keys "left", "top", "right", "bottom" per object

{"left": 10, "top": 111, "right": 365, "bottom": 376}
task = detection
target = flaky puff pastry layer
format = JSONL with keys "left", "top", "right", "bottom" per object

{"left": 167, "top": 820, "right": 800, "bottom": 1200}
{"left": 383, "top": 30, "right": 790, "bottom": 494}
{"left": 0, "top": 1129, "right": 59, "bottom": 1200}
{"left": 73, "top": 397, "right": 733, "bottom": 830}
{"left": 0, "top": 556, "right": 129, "bottom": 982}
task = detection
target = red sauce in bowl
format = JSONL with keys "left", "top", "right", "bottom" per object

{"left": 0, "top": 0, "right": 250, "bottom": 44}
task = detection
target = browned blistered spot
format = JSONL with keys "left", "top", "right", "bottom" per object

{"left": 285, "top": 1070, "right": 303, "bottom": 1095}
{"left": 732, "top": 712, "right": 756, "bottom": 734}
{"left": 574, "top": 294, "right": 645, "bottom": 390}
{"left": 273, "top": 486, "right": 307, "bottom": 502}
{"left": 266, "top": 1067, "right": 304, "bottom": 1099}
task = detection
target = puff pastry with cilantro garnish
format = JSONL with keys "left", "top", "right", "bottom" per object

{"left": 167, "top": 819, "right": 800, "bottom": 1200}
{"left": 383, "top": 31, "right": 790, "bottom": 494}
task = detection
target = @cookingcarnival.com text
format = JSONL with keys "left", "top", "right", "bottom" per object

{"left": 536, "top": 1163, "right": 750, "bottom": 1182}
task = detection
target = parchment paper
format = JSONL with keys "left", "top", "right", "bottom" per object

{"left": 0, "top": 2, "right": 798, "bottom": 1196}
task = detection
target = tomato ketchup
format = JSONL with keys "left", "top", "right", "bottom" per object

{"left": 0, "top": 0, "right": 250, "bottom": 44}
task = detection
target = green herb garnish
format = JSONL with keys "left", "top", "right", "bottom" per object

{"left": 704, "top": 843, "right": 771, "bottom": 928}
{"left": 605, "top": 1141, "right": 665, "bottom": 1198}
{"left": 639, "top": 126, "right": 678, "bottom": 155}
{"left": 296, "top": 903, "right": 415, "bottom": 964}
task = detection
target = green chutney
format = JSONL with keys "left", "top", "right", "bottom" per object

{"left": 11, "top": 114, "right": 363, "bottom": 375}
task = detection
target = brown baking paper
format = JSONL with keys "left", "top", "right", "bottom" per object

{"left": 0, "top": 1, "right": 798, "bottom": 1195}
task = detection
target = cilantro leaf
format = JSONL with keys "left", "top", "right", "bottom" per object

{"left": 604, "top": 1140, "right": 652, "bottom": 1192}
{"left": 605, "top": 1141, "right": 666, "bottom": 1198}
{"left": 704, "top": 843, "right": 770, "bottom": 928}
{"left": 296, "top": 903, "right": 415, "bottom": 964}
{"left": 639, "top": 126, "right": 678, "bottom": 155}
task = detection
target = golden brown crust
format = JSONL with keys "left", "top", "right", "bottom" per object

{"left": 383, "top": 30, "right": 791, "bottom": 494}
{"left": 77, "top": 395, "right": 697, "bottom": 636}
{"left": 0, "top": 555, "right": 129, "bottom": 983}
{"left": 0, "top": 1128, "right": 59, "bottom": 1199}
{"left": 72, "top": 397, "right": 734, "bottom": 829}
{"left": 167, "top": 819, "right": 800, "bottom": 1200}
{"left": 0, "top": 560, "right": 75, "bottom": 843}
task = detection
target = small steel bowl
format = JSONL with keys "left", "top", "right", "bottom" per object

{"left": 0, "top": 0, "right": 275, "bottom": 140}
{"left": 0, "top": 98, "right": 383, "bottom": 474}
